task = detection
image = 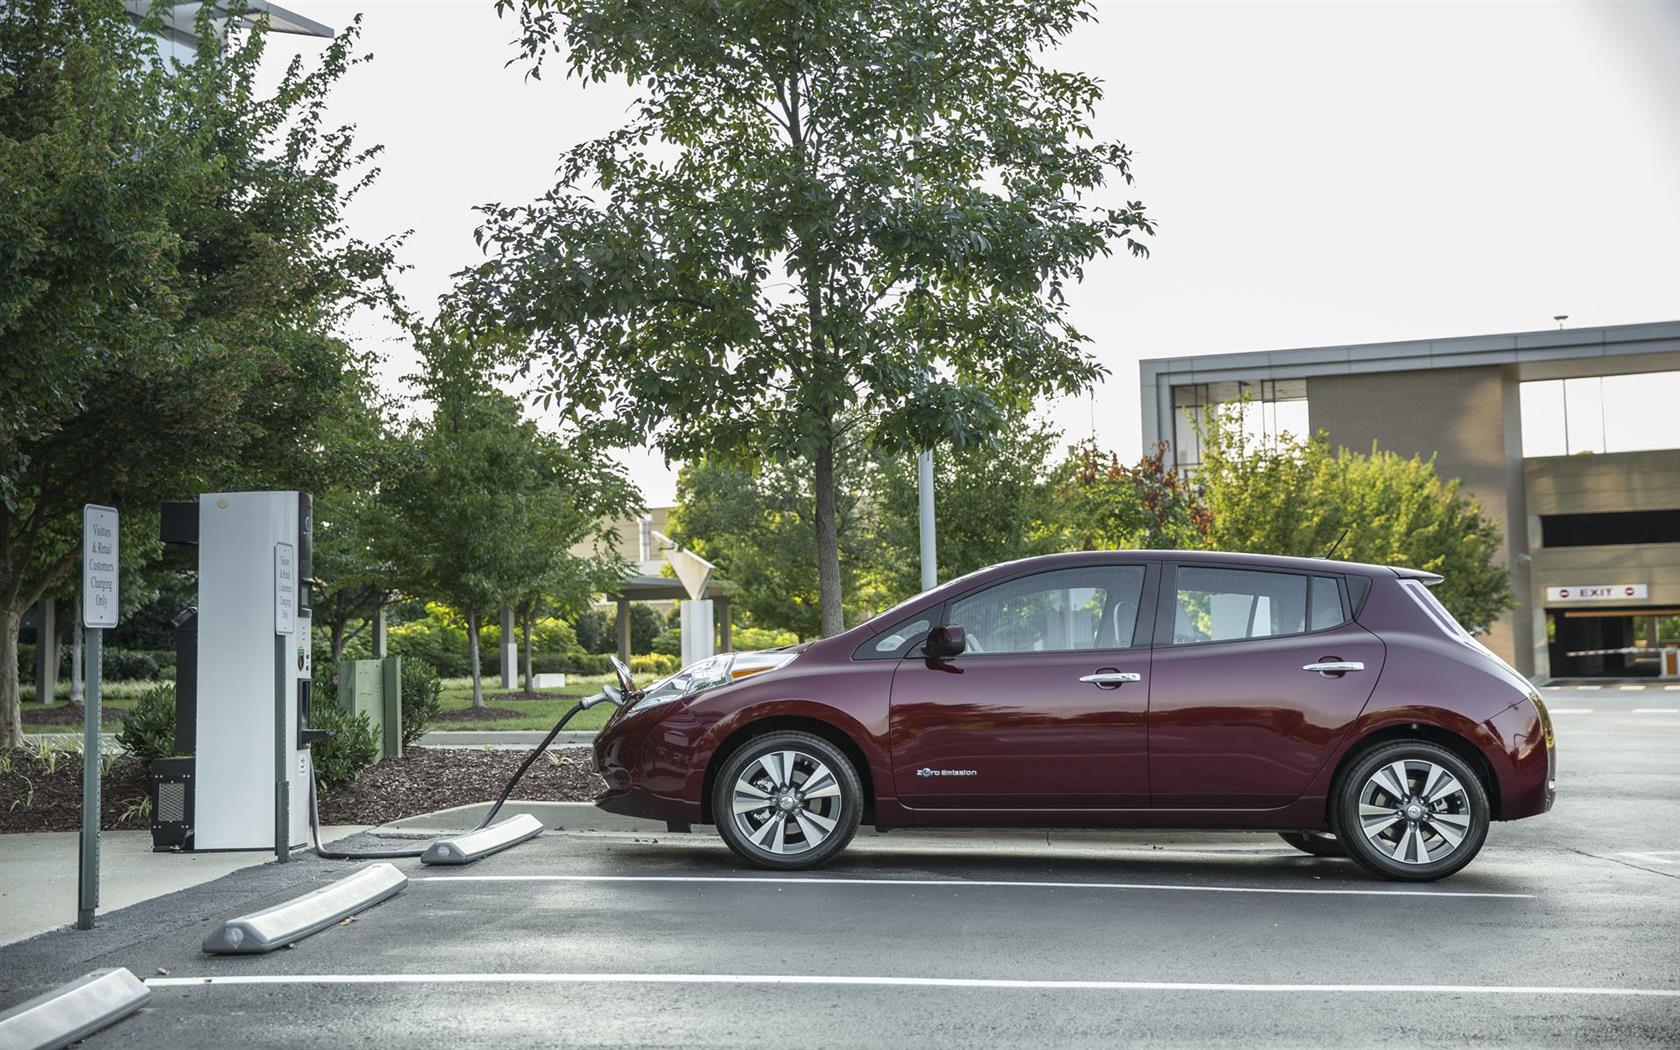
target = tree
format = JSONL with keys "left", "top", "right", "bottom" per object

{"left": 1043, "top": 439, "right": 1211, "bottom": 553}
{"left": 0, "top": 4, "right": 398, "bottom": 746}
{"left": 385, "top": 328, "right": 638, "bottom": 706}
{"left": 1193, "top": 409, "right": 1511, "bottom": 632}
{"left": 667, "top": 456, "right": 874, "bottom": 640}
{"left": 460, "top": 0, "right": 1152, "bottom": 636}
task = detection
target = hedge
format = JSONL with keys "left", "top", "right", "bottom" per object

{"left": 15, "top": 643, "right": 175, "bottom": 682}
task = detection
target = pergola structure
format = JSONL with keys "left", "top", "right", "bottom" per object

{"left": 608, "top": 575, "right": 734, "bottom": 663}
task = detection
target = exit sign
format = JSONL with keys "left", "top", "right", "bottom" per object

{"left": 1545, "top": 583, "right": 1647, "bottom": 602}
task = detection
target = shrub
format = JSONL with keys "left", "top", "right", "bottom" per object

{"left": 651, "top": 626, "right": 681, "bottom": 657}
{"left": 400, "top": 658, "right": 442, "bottom": 747}
{"left": 573, "top": 610, "right": 611, "bottom": 653}
{"left": 116, "top": 683, "right": 179, "bottom": 764}
{"left": 104, "top": 648, "right": 174, "bottom": 681}
{"left": 630, "top": 653, "right": 679, "bottom": 677}
{"left": 309, "top": 701, "right": 379, "bottom": 785}
{"left": 732, "top": 626, "right": 800, "bottom": 650}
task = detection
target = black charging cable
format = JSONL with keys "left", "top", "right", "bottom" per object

{"left": 309, "top": 693, "right": 601, "bottom": 861}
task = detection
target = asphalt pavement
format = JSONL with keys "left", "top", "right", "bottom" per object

{"left": 1, "top": 685, "right": 1676, "bottom": 1048}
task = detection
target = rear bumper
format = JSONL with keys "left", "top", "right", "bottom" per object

{"left": 1482, "top": 699, "right": 1554, "bottom": 820}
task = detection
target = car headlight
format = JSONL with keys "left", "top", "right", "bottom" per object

{"left": 629, "top": 650, "right": 798, "bottom": 714}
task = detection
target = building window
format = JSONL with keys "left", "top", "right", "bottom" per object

{"left": 1540, "top": 510, "right": 1680, "bottom": 548}
{"left": 638, "top": 517, "right": 654, "bottom": 563}
{"left": 1520, "top": 372, "right": 1680, "bottom": 457}
{"left": 1171, "top": 379, "right": 1308, "bottom": 469}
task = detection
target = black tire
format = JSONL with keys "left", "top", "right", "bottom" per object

{"left": 1334, "top": 740, "right": 1490, "bottom": 882}
{"left": 712, "top": 730, "right": 863, "bottom": 870}
{"left": 1278, "top": 831, "right": 1345, "bottom": 857}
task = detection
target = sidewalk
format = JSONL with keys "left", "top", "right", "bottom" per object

{"left": 0, "top": 826, "right": 367, "bottom": 946}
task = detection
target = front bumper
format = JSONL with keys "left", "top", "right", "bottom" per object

{"left": 592, "top": 701, "right": 708, "bottom": 824}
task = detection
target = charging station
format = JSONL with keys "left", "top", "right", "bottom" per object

{"left": 154, "top": 491, "right": 322, "bottom": 854}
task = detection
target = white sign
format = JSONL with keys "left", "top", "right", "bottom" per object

{"left": 1546, "top": 583, "right": 1648, "bottom": 602}
{"left": 82, "top": 505, "right": 119, "bottom": 628}
{"left": 274, "top": 542, "right": 296, "bottom": 635}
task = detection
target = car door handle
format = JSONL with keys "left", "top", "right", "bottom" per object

{"left": 1303, "top": 661, "right": 1364, "bottom": 675}
{"left": 1079, "top": 672, "right": 1142, "bottom": 685}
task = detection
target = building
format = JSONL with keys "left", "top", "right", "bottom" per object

{"left": 579, "top": 509, "right": 735, "bottom": 661}
{"left": 125, "top": 1, "right": 332, "bottom": 63}
{"left": 1140, "top": 320, "right": 1680, "bottom": 681}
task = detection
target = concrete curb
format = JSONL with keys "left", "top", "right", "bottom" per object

{"left": 0, "top": 968, "right": 149, "bottom": 1050}
{"left": 201, "top": 863, "right": 407, "bottom": 955}
{"left": 421, "top": 814, "right": 545, "bottom": 865}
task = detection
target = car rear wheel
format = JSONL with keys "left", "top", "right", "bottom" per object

{"left": 713, "top": 731, "right": 862, "bottom": 870}
{"left": 1278, "top": 831, "right": 1344, "bottom": 857}
{"left": 1334, "top": 741, "right": 1490, "bottom": 881}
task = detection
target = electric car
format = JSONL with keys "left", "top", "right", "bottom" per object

{"left": 593, "top": 550, "right": 1555, "bottom": 881}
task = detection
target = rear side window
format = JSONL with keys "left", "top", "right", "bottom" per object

{"left": 1173, "top": 567, "right": 1307, "bottom": 643}
{"left": 1309, "top": 576, "right": 1347, "bottom": 631}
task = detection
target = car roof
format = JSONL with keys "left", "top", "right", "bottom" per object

{"left": 955, "top": 548, "right": 1409, "bottom": 580}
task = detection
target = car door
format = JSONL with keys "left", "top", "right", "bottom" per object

{"left": 1147, "top": 564, "right": 1384, "bottom": 809}
{"left": 889, "top": 562, "right": 1157, "bottom": 809}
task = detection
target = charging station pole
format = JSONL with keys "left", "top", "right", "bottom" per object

{"left": 79, "top": 505, "right": 119, "bottom": 931}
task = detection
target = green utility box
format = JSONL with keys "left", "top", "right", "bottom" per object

{"left": 336, "top": 656, "right": 402, "bottom": 759}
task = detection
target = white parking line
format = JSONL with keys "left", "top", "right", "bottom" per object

{"left": 1619, "top": 685, "right": 1646, "bottom": 692}
{"left": 1632, "top": 708, "right": 1680, "bottom": 715}
{"left": 142, "top": 972, "right": 1680, "bottom": 997}
{"left": 1549, "top": 708, "right": 1594, "bottom": 715}
{"left": 1617, "top": 850, "right": 1680, "bottom": 865}
{"left": 1578, "top": 685, "right": 1603, "bottom": 690}
{"left": 1666, "top": 685, "right": 1680, "bottom": 691}
{"left": 411, "top": 874, "right": 1532, "bottom": 899}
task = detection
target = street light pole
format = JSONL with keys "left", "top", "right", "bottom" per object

{"left": 918, "top": 449, "right": 937, "bottom": 592}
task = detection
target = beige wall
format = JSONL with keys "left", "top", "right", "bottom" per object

{"left": 1307, "top": 366, "right": 1533, "bottom": 673}
{"left": 1525, "top": 450, "right": 1680, "bottom": 677}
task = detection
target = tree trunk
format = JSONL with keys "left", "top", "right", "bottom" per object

{"left": 468, "top": 607, "right": 485, "bottom": 710}
{"left": 330, "top": 620, "right": 345, "bottom": 665}
{"left": 1, "top": 606, "right": 22, "bottom": 749}
{"left": 521, "top": 605, "right": 533, "bottom": 694}
{"left": 813, "top": 439, "right": 844, "bottom": 637}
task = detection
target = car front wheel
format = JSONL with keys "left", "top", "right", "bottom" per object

{"left": 1334, "top": 741, "right": 1490, "bottom": 881}
{"left": 713, "top": 731, "right": 863, "bottom": 870}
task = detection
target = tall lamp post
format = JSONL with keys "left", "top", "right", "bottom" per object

{"left": 918, "top": 449, "right": 937, "bottom": 592}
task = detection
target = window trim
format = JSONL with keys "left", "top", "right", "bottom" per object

{"left": 1155, "top": 563, "right": 1351, "bottom": 649}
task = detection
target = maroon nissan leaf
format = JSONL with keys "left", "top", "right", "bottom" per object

{"left": 593, "top": 551, "right": 1555, "bottom": 881}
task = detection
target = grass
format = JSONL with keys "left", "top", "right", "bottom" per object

{"left": 433, "top": 674, "right": 619, "bottom": 732}
{"left": 19, "top": 672, "right": 624, "bottom": 736}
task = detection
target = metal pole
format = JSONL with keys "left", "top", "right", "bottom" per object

{"left": 918, "top": 449, "right": 937, "bottom": 592}
{"left": 77, "top": 628, "right": 102, "bottom": 930}
{"left": 274, "top": 633, "right": 289, "bottom": 863}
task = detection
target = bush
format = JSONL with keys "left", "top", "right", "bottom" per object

{"left": 116, "top": 683, "right": 179, "bottom": 763}
{"left": 309, "top": 700, "right": 379, "bottom": 785}
{"left": 630, "top": 653, "right": 679, "bottom": 677}
{"left": 732, "top": 626, "right": 800, "bottom": 650}
{"left": 651, "top": 626, "right": 681, "bottom": 657}
{"left": 400, "top": 658, "right": 442, "bottom": 747}
{"left": 104, "top": 648, "right": 175, "bottom": 681}
{"left": 573, "top": 610, "right": 611, "bottom": 653}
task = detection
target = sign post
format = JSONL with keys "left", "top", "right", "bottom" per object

{"left": 79, "top": 505, "right": 119, "bottom": 931}
{"left": 274, "top": 542, "right": 296, "bottom": 862}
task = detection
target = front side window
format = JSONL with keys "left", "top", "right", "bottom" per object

{"left": 1173, "top": 567, "right": 1308, "bottom": 644}
{"left": 857, "top": 616, "right": 932, "bottom": 660}
{"left": 947, "top": 566, "right": 1146, "bottom": 655}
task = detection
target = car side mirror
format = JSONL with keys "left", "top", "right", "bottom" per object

{"left": 923, "top": 624, "right": 966, "bottom": 659}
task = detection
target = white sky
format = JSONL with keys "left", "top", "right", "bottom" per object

{"left": 265, "top": 0, "right": 1680, "bottom": 506}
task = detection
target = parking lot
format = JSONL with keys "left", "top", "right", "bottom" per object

{"left": 3, "top": 685, "right": 1677, "bottom": 1048}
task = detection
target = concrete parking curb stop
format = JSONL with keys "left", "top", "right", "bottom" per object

{"left": 201, "top": 863, "right": 407, "bottom": 955}
{"left": 0, "top": 967, "right": 150, "bottom": 1050}
{"left": 421, "top": 814, "right": 545, "bottom": 865}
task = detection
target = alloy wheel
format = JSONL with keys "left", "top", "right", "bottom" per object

{"left": 1355, "top": 758, "right": 1475, "bottom": 865}
{"left": 730, "top": 749, "right": 845, "bottom": 856}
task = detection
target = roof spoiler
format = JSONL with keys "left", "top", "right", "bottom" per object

{"left": 1392, "top": 566, "right": 1445, "bottom": 587}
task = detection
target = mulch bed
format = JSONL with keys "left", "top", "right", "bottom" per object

{"left": 0, "top": 750, "right": 152, "bottom": 833}
{"left": 315, "top": 746, "right": 604, "bottom": 826}
{"left": 0, "top": 745, "right": 605, "bottom": 834}
{"left": 430, "top": 705, "right": 526, "bottom": 722}
{"left": 22, "top": 704, "right": 124, "bottom": 727}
